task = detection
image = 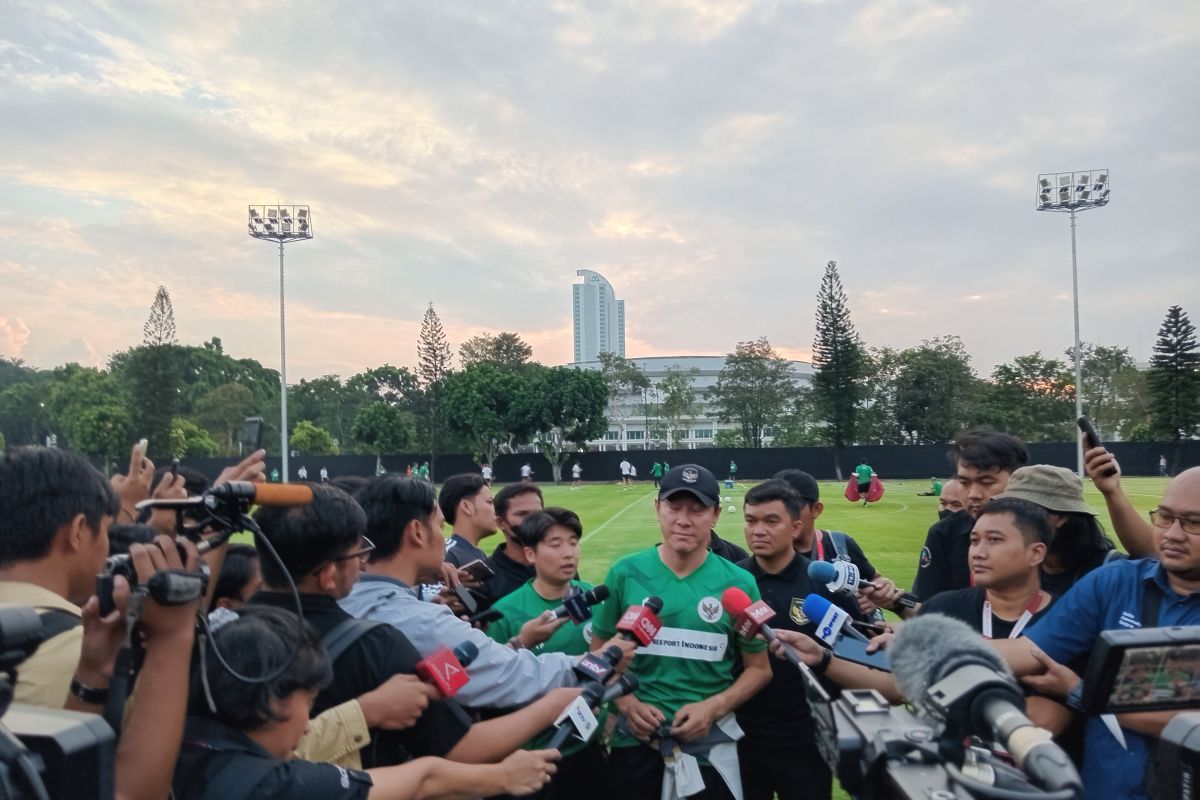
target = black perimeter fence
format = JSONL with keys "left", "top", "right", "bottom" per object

{"left": 167, "top": 440, "right": 1198, "bottom": 485}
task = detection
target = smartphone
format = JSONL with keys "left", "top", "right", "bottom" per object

{"left": 169, "top": 459, "right": 180, "bottom": 478}
{"left": 459, "top": 559, "right": 496, "bottom": 581}
{"left": 452, "top": 584, "right": 480, "bottom": 616}
{"left": 832, "top": 638, "right": 892, "bottom": 672}
{"left": 467, "top": 608, "right": 504, "bottom": 627}
{"left": 241, "top": 416, "right": 264, "bottom": 455}
{"left": 1077, "top": 416, "right": 1101, "bottom": 449}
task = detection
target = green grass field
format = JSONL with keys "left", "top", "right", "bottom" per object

{"left": 532, "top": 476, "right": 1171, "bottom": 589}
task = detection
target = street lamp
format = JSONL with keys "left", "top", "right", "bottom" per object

{"left": 1036, "top": 170, "right": 1110, "bottom": 476}
{"left": 248, "top": 205, "right": 313, "bottom": 482}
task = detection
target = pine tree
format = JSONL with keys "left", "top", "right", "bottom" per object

{"left": 143, "top": 286, "right": 177, "bottom": 346}
{"left": 1147, "top": 305, "right": 1200, "bottom": 445}
{"left": 416, "top": 303, "right": 453, "bottom": 480}
{"left": 126, "top": 286, "right": 181, "bottom": 458}
{"left": 810, "top": 261, "right": 867, "bottom": 478}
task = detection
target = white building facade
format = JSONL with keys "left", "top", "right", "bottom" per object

{"left": 572, "top": 270, "right": 625, "bottom": 363}
{"left": 572, "top": 355, "right": 814, "bottom": 451}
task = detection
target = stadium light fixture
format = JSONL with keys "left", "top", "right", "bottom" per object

{"left": 1035, "top": 170, "right": 1111, "bottom": 476}
{"left": 248, "top": 204, "right": 314, "bottom": 482}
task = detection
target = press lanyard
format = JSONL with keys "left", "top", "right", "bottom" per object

{"left": 813, "top": 531, "right": 827, "bottom": 562}
{"left": 981, "top": 592, "right": 1042, "bottom": 639}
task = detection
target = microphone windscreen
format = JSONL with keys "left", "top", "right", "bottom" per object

{"left": 807, "top": 560, "right": 839, "bottom": 583}
{"left": 890, "top": 613, "right": 1011, "bottom": 704}
{"left": 721, "top": 587, "right": 753, "bottom": 617}
{"left": 586, "top": 585, "right": 610, "bottom": 604}
{"left": 453, "top": 640, "right": 480, "bottom": 667}
{"left": 644, "top": 596, "right": 664, "bottom": 614}
{"left": 249, "top": 482, "right": 315, "bottom": 506}
{"left": 801, "top": 593, "right": 834, "bottom": 622}
{"left": 602, "top": 644, "right": 624, "bottom": 664}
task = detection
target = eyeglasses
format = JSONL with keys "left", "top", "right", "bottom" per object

{"left": 312, "top": 537, "right": 375, "bottom": 574}
{"left": 1149, "top": 510, "right": 1200, "bottom": 536}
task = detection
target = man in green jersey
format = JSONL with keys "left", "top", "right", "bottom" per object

{"left": 650, "top": 461, "right": 664, "bottom": 489}
{"left": 591, "top": 464, "right": 772, "bottom": 800}
{"left": 489, "top": 507, "right": 611, "bottom": 800}
{"left": 853, "top": 461, "right": 873, "bottom": 506}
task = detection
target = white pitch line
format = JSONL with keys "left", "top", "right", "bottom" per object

{"left": 581, "top": 491, "right": 656, "bottom": 544}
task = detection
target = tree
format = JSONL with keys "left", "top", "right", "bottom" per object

{"left": 290, "top": 420, "right": 338, "bottom": 455}
{"left": 351, "top": 401, "right": 417, "bottom": 473}
{"left": 290, "top": 375, "right": 356, "bottom": 448}
{"left": 63, "top": 404, "right": 134, "bottom": 467}
{"left": 169, "top": 418, "right": 220, "bottom": 458}
{"left": 0, "top": 380, "right": 53, "bottom": 447}
{"left": 893, "top": 336, "right": 980, "bottom": 444}
{"left": 710, "top": 338, "right": 797, "bottom": 448}
{"left": 43, "top": 364, "right": 128, "bottom": 456}
{"left": 440, "top": 364, "right": 540, "bottom": 462}
{"left": 122, "top": 286, "right": 182, "bottom": 458}
{"left": 458, "top": 332, "right": 534, "bottom": 368}
{"left": 1066, "top": 343, "right": 1146, "bottom": 440}
{"left": 596, "top": 353, "right": 650, "bottom": 446}
{"left": 417, "top": 303, "right": 453, "bottom": 480}
{"left": 657, "top": 368, "right": 699, "bottom": 447}
{"left": 527, "top": 367, "right": 608, "bottom": 483}
{"left": 196, "top": 383, "right": 257, "bottom": 455}
{"left": 1147, "top": 305, "right": 1200, "bottom": 444}
{"left": 809, "top": 261, "right": 868, "bottom": 476}
{"left": 857, "top": 347, "right": 904, "bottom": 444}
{"left": 981, "top": 353, "right": 1074, "bottom": 442}
{"left": 772, "top": 388, "right": 826, "bottom": 447}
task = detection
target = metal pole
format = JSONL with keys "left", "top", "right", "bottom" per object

{"left": 279, "top": 240, "right": 289, "bottom": 482}
{"left": 1070, "top": 208, "right": 1084, "bottom": 477}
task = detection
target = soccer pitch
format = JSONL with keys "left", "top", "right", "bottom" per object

{"left": 528, "top": 476, "right": 1172, "bottom": 599}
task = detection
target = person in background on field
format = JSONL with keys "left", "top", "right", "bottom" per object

{"left": 521, "top": 462, "right": 534, "bottom": 482}
{"left": 1160, "top": 454, "right": 1169, "bottom": 477}
{"left": 650, "top": 461, "right": 664, "bottom": 489}
{"left": 630, "top": 464, "right": 638, "bottom": 483}
{"left": 298, "top": 465, "right": 309, "bottom": 480}
{"left": 406, "top": 463, "right": 414, "bottom": 478}
{"left": 729, "top": 460, "right": 737, "bottom": 482}
{"left": 571, "top": 461, "right": 582, "bottom": 490}
{"left": 419, "top": 462, "right": 431, "bottom": 481}
{"left": 619, "top": 457, "right": 632, "bottom": 487}
{"left": 853, "top": 461, "right": 873, "bottom": 506}
{"left": 937, "top": 477, "right": 964, "bottom": 520}
{"left": 481, "top": 462, "right": 493, "bottom": 486}
{"left": 270, "top": 467, "right": 280, "bottom": 482}
{"left": 320, "top": 466, "right": 329, "bottom": 483}
{"left": 917, "top": 477, "right": 942, "bottom": 496}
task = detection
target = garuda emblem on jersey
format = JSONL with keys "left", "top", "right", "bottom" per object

{"left": 697, "top": 597, "right": 722, "bottom": 623}
{"left": 789, "top": 598, "right": 807, "bottom": 625}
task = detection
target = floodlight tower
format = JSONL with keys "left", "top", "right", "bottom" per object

{"left": 248, "top": 205, "right": 313, "bottom": 482}
{"left": 1036, "top": 170, "right": 1110, "bottom": 476}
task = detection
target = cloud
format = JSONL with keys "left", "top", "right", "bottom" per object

{"left": 0, "top": 317, "right": 31, "bottom": 357}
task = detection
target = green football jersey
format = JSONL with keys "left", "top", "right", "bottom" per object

{"left": 487, "top": 579, "right": 597, "bottom": 657}
{"left": 855, "top": 463, "right": 873, "bottom": 482}
{"left": 591, "top": 546, "right": 767, "bottom": 748}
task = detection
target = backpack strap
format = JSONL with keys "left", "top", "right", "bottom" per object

{"left": 828, "top": 531, "right": 851, "bottom": 561}
{"left": 1141, "top": 579, "right": 1163, "bottom": 629}
{"left": 322, "top": 618, "right": 388, "bottom": 663}
{"left": 192, "top": 754, "right": 280, "bottom": 800}
{"left": 38, "top": 608, "right": 83, "bottom": 641}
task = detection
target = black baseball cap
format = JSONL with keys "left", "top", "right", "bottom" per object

{"left": 659, "top": 464, "right": 720, "bottom": 507}
{"left": 772, "top": 469, "right": 820, "bottom": 504}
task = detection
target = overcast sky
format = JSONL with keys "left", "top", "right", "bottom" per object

{"left": 1, "top": 1, "right": 1197, "bottom": 381}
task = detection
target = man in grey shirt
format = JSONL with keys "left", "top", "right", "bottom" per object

{"left": 341, "top": 476, "right": 631, "bottom": 709}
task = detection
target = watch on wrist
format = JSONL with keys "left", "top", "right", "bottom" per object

{"left": 508, "top": 636, "right": 526, "bottom": 650}
{"left": 70, "top": 678, "right": 110, "bottom": 705}
{"left": 1065, "top": 681, "right": 1084, "bottom": 712}
{"left": 812, "top": 647, "right": 833, "bottom": 676}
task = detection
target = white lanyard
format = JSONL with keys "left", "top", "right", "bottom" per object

{"left": 981, "top": 592, "right": 1041, "bottom": 640}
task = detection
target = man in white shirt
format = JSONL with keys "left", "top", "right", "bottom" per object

{"left": 619, "top": 458, "right": 631, "bottom": 487}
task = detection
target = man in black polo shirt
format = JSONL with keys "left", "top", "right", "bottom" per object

{"left": 250, "top": 484, "right": 579, "bottom": 768}
{"left": 482, "top": 482, "right": 544, "bottom": 603}
{"left": 734, "top": 480, "right": 859, "bottom": 800}
{"left": 912, "top": 430, "right": 1028, "bottom": 602}
{"left": 772, "top": 469, "right": 899, "bottom": 619}
{"left": 441, "top": 473, "right": 501, "bottom": 569}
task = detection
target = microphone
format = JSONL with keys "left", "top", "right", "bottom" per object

{"left": 616, "top": 596, "right": 664, "bottom": 646}
{"left": 552, "top": 585, "right": 610, "bottom": 623}
{"left": 801, "top": 594, "right": 870, "bottom": 644}
{"left": 890, "top": 614, "right": 1083, "bottom": 797}
{"left": 807, "top": 560, "right": 919, "bottom": 610}
{"left": 720, "top": 587, "right": 804, "bottom": 670}
{"left": 208, "top": 480, "right": 315, "bottom": 506}
{"left": 415, "top": 640, "right": 479, "bottom": 698}
{"left": 573, "top": 644, "right": 625, "bottom": 685}
{"left": 547, "top": 673, "right": 640, "bottom": 750}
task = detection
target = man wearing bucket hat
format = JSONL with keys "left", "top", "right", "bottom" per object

{"left": 993, "top": 465, "right": 1120, "bottom": 598}
{"left": 590, "top": 464, "right": 771, "bottom": 800}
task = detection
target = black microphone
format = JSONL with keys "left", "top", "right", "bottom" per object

{"left": 551, "top": 585, "right": 610, "bottom": 622}
{"left": 547, "top": 673, "right": 639, "bottom": 750}
{"left": 572, "top": 644, "right": 625, "bottom": 685}
{"left": 891, "top": 614, "right": 1083, "bottom": 797}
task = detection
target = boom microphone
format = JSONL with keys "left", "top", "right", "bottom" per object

{"left": 134, "top": 480, "right": 314, "bottom": 512}
{"left": 616, "top": 596, "right": 664, "bottom": 646}
{"left": 552, "top": 585, "right": 610, "bottom": 623}
{"left": 720, "top": 587, "right": 804, "bottom": 670}
{"left": 890, "top": 614, "right": 1083, "bottom": 797}
{"left": 807, "top": 560, "right": 919, "bottom": 610}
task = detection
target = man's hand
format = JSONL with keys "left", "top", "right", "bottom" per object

{"left": 76, "top": 575, "right": 132, "bottom": 688}
{"left": 1084, "top": 445, "right": 1122, "bottom": 496}
{"left": 433, "top": 586, "right": 468, "bottom": 616}
{"left": 768, "top": 629, "right": 826, "bottom": 666}
{"left": 111, "top": 441, "right": 154, "bottom": 521}
{"left": 1021, "top": 646, "right": 1082, "bottom": 698}
{"left": 516, "top": 611, "right": 570, "bottom": 649}
{"left": 131, "top": 534, "right": 203, "bottom": 643}
{"left": 358, "top": 674, "right": 438, "bottom": 730}
{"left": 671, "top": 697, "right": 722, "bottom": 742}
{"left": 866, "top": 629, "right": 896, "bottom": 654}
{"left": 146, "top": 472, "right": 187, "bottom": 536}
{"left": 614, "top": 694, "right": 665, "bottom": 741}
{"left": 863, "top": 575, "right": 903, "bottom": 612}
{"left": 499, "top": 749, "right": 560, "bottom": 795}
{"left": 215, "top": 449, "right": 267, "bottom": 486}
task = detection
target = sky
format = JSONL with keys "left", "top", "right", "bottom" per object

{"left": 1, "top": 0, "right": 1197, "bottom": 381}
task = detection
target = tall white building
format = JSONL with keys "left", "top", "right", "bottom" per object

{"left": 572, "top": 269, "right": 625, "bottom": 363}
